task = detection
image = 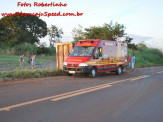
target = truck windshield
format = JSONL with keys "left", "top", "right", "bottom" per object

{"left": 69, "top": 46, "right": 95, "bottom": 57}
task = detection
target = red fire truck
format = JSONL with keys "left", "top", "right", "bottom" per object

{"left": 63, "top": 39, "right": 128, "bottom": 78}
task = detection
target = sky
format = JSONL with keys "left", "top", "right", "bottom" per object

{"left": 0, "top": 0, "right": 163, "bottom": 50}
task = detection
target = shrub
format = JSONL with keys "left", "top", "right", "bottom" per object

{"left": 37, "top": 46, "right": 56, "bottom": 55}
{"left": 11, "top": 43, "right": 56, "bottom": 56}
{"left": 12, "top": 43, "right": 37, "bottom": 56}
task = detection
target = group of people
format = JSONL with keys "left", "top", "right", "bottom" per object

{"left": 19, "top": 54, "right": 36, "bottom": 69}
{"left": 128, "top": 54, "right": 136, "bottom": 71}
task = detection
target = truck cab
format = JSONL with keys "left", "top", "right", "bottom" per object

{"left": 63, "top": 39, "right": 128, "bottom": 78}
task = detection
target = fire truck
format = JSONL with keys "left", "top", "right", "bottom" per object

{"left": 63, "top": 39, "right": 128, "bottom": 78}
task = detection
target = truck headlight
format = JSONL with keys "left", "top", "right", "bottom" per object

{"left": 63, "top": 62, "right": 67, "bottom": 66}
{"left": 79, "top": 63, "right": 88, "bottom": 67}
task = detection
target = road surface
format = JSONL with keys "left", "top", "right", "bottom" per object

{"left": 0, "top": 66, "right": 163, "bottom": 122}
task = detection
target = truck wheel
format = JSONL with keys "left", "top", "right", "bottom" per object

{"left": 116, "top": 66, "right": 122, "bottom": 75}
{"left": 122, "top": 67, "right": 126, "bottom": 73}
{"left": 89, "top": 68, "right": 96, "bottom": 78}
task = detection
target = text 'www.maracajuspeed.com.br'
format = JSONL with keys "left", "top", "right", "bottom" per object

{"left": 1, "top": 11, "right": 84, "bottom": 17}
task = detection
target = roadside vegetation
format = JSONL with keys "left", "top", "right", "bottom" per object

{"left": 0, "top": 69, "right": 64, "bottom": 81}
{"left": 1, "top": 47, "right": 163, "bottom": 81}
{"left": 129, "top": 47, "right": 163, "bottom": 67}
{"left": 0, "top": 55, "right": 56, "bottom": 71}
{"left": 0, "top": 43, "right": 56, "bottom": 56}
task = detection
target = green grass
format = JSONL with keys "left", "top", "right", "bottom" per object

{"left": 0, "top": 55, "right": 56, "bottom": 71}
{"left": 0, "top": 69, "right": 64, "bottom": 81}
{"left": 0, "top": 55, "right": 55, "bottom": 65}
{"left": 129, "top": 47, "right": 163, "bottom": 67}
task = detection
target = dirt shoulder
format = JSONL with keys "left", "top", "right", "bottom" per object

{"left": 1, "top": 66, "right": 163, "bottom": 86}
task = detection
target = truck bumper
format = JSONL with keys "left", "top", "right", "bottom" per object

{"left": 63, "top": 66, "right": 92, "bottom": 74}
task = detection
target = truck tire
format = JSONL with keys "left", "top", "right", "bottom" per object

{"left": 122, "top": 66, "right": 126, "bottom": 73}
{"left": 116, "top": 66, "right": 122, "bottom": 75}
{"left": 89, "top": 68, "right": 96, "bottom": 78}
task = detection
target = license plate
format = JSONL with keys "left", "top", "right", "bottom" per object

{"left": 69, "top": 71, "right": 75, "bottom": 74}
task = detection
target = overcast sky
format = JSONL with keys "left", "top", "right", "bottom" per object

{"left": 0, "top": 0, "right": 163, "bottom": 50}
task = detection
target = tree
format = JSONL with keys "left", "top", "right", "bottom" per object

{"left": 48, "top": 25, "right": 63, "bottom": 47}
{"left": 0, "top": 21, "right": 6, "bottom": 47}
{"left": 84, "top": 21, "right": 126, "bottom": 41}
{"left": 72, "top": 25, "right": 85, "bottom": 42}
{"left": 124, "top": 36, "right": 133, "bottom": 44}
{"left": 72, "top": 21, "right": 127, "bottom": 42}
{"left": 84, "top": 26, "right": 107, "bottom": 40}
{"left": 123, "top": 36, "right": 138, "bottom": 50}
{"left": 137, "top": 42, "right": 147, "bottom": 48}
{"left": 0, "top": 13, "right": 47, "bottom": 47}
{"left": 103, "top": 21, "right": 126, "bottom": 40}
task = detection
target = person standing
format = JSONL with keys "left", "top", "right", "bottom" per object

{"left": 31, "top": 55, "right": 36, "bottom": 69}
{"left": 28, "top": 56, "right": 31, "bottom": 64}
{"left": 19, "top": 54, "right": 24, "bottom": 68}
{"left": 131, "top": 54, "right": 136, "bottom": 71}
{"left": 128, "top": 54, "right": 132, "bottom": 69}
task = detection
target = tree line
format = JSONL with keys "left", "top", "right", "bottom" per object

{"left": 0, "top": 14, "right": 63, "bottom": 48}
{"left": 72, "top": 22, "right": 137, "bottom": 49}
{"left": 0, "top": 13, "right": 137, "bottom": 50}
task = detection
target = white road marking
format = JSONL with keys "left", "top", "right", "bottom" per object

{"left": 51, "top": 84, "right": 112, "bottom": 101}
{"left": 156, "top": 71, "right": 163, "bottom": 74}
{"left": 131, "top": 75, "right": 150, "bottom": 81}
{"left": 0, "top": 75, "right": 150, "bottom": 112}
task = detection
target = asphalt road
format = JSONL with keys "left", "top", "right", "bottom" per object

{"left": 0, "top": 66, "right": 163, "bottom": 122}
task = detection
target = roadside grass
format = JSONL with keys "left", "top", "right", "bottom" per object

{"left": 0, "top": 55, "right": 56, "bottom": 71}
{"left": 129, "top": 47, "right": 163, "bottom": 67}
{"left": 0, "top": 69, "right": 64, "bottom": 81}
{"left": 0, "top": 47, "right": 163, "bottom": 81}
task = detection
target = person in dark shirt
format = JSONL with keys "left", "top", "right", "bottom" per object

{"left": 19, "top": 54, "right": 24, "bottom": 67}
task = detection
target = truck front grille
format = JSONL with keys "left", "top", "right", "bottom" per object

{"left": 65, "top": 67, "right": 83, "bottom": 71}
